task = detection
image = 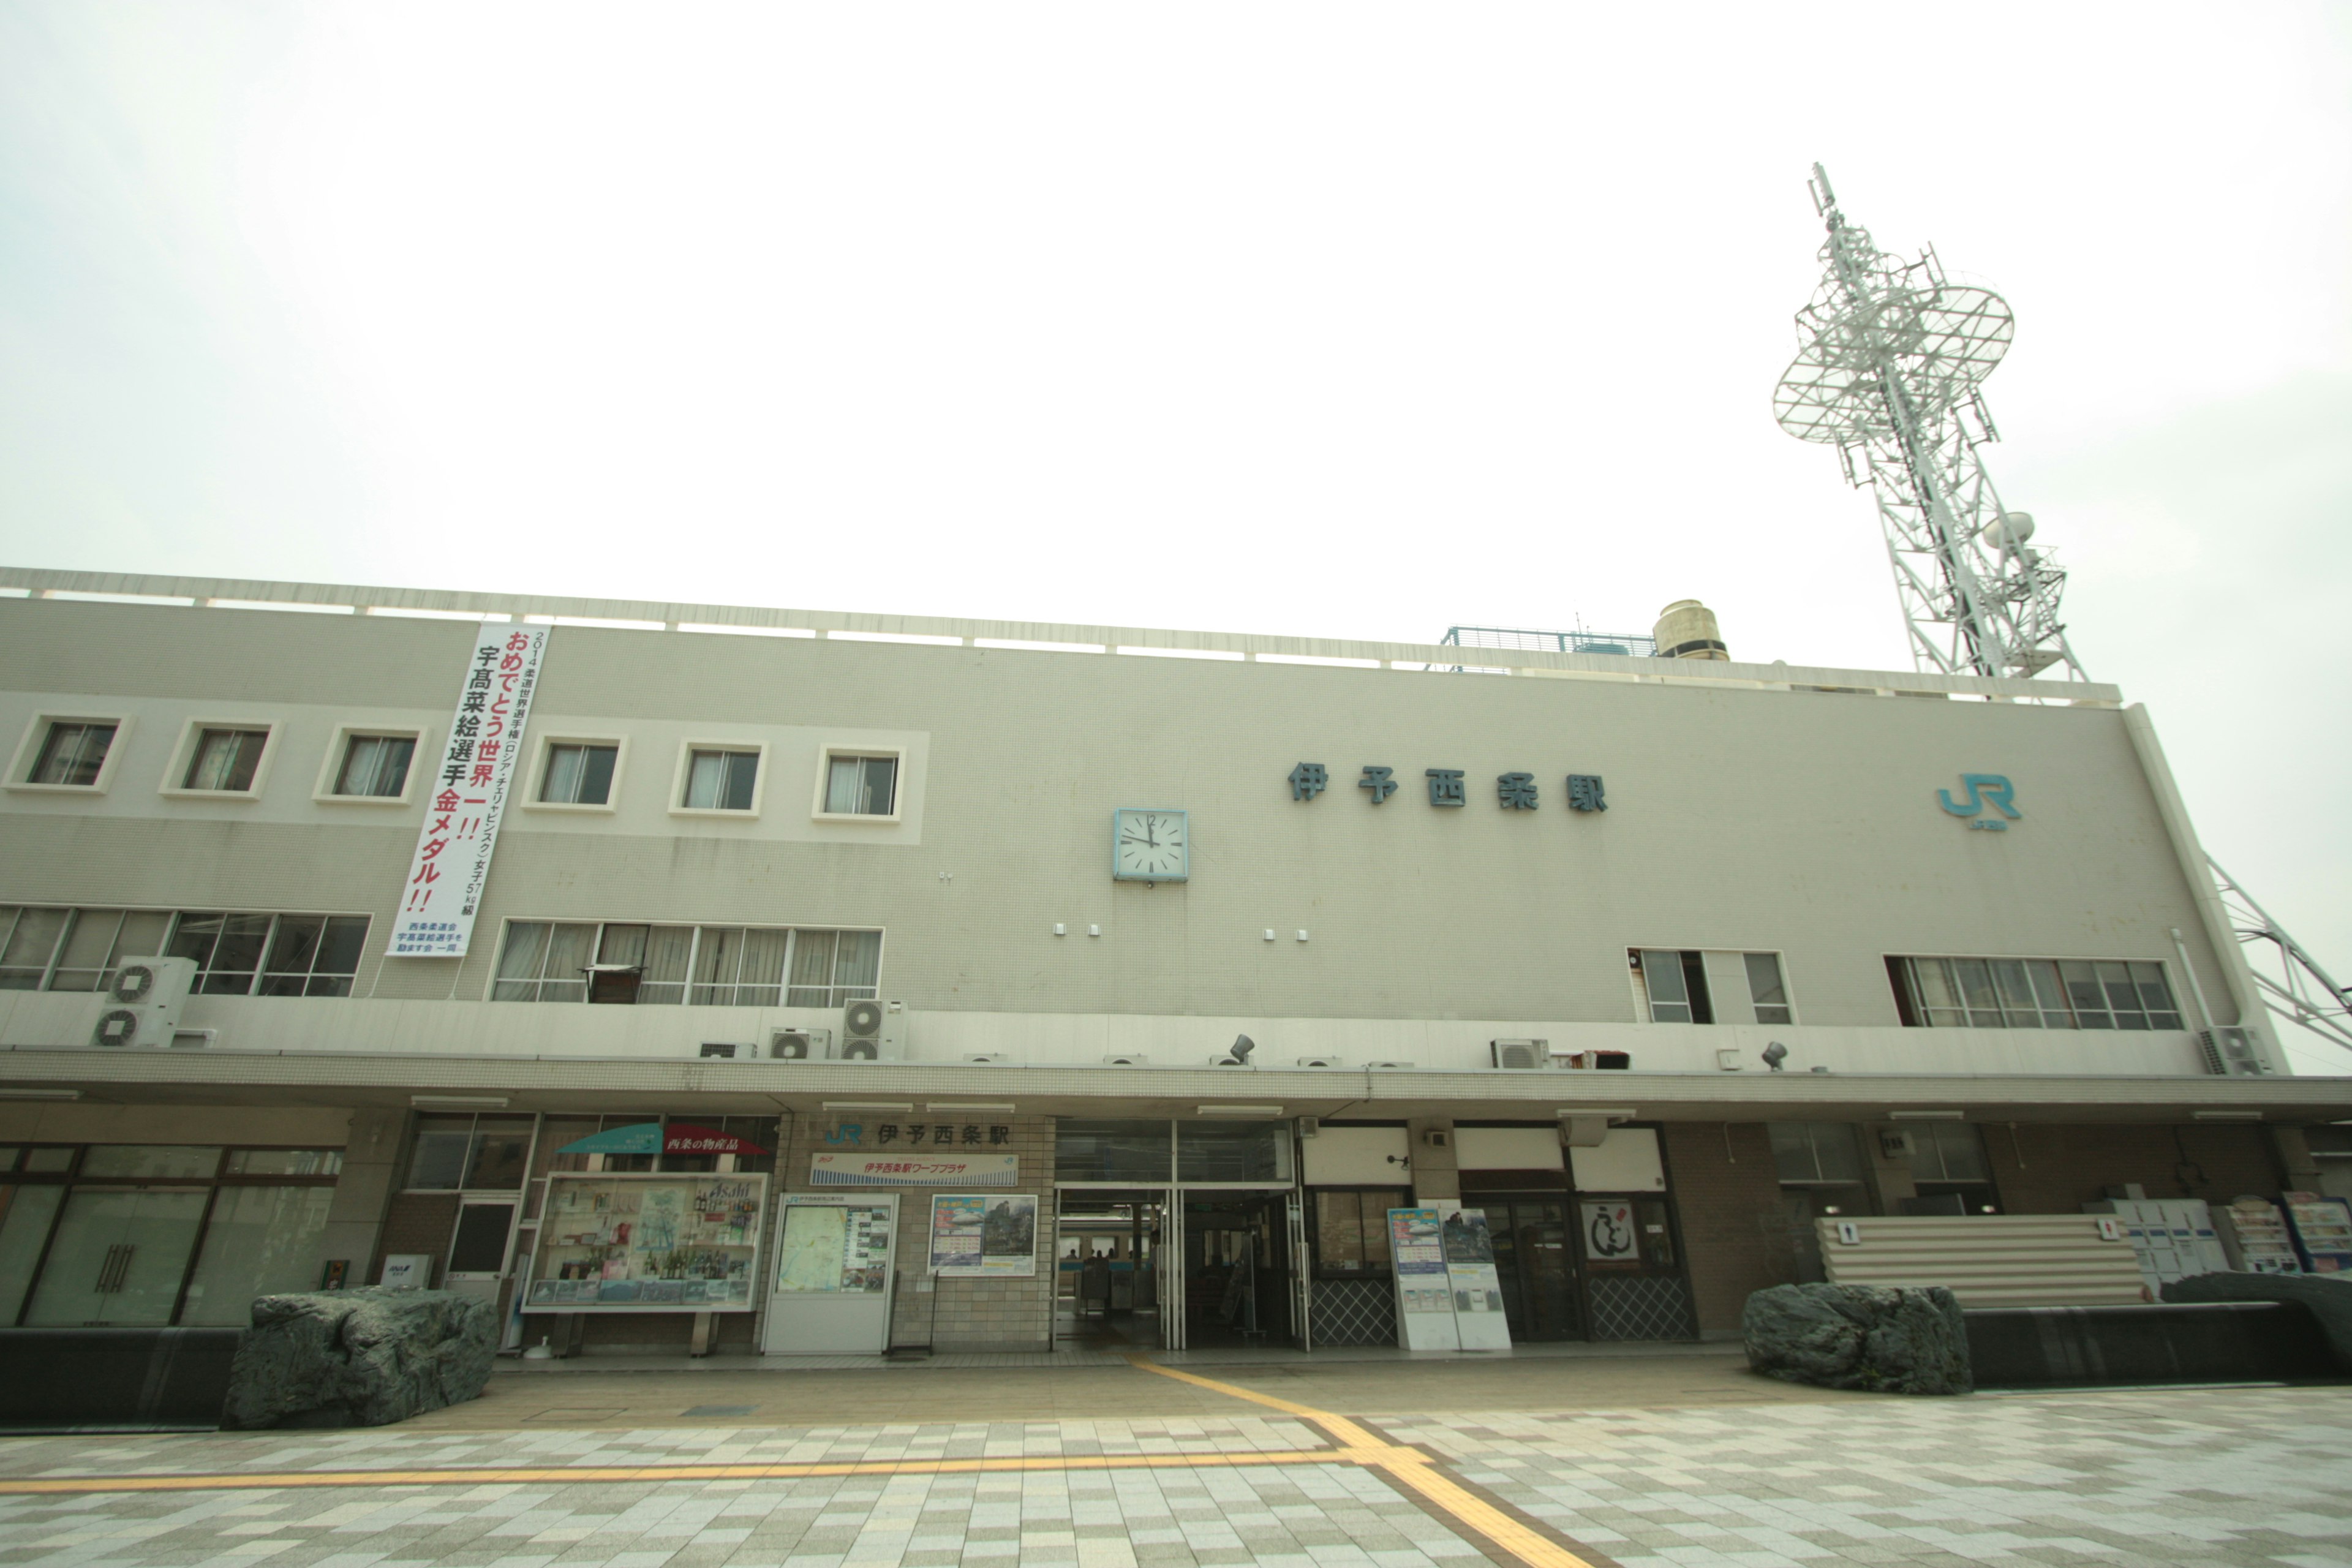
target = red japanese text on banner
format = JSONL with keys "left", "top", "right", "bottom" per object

{"left": 385, "top": 622, "right": 551, "bottom": 958}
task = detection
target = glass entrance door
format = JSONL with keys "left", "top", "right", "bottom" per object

{"left": 1482, "top": 1199, "right": 1582, "bottom": 1342}
{"left": 1054, "top": 1189, "right": 1166, "bottom": 1351}
{"left": 1178, "top": 1191, "right": 1293, "bottom": 1349}
{"left": 23, "top": 1187, "right": 209, "bottom": 1325}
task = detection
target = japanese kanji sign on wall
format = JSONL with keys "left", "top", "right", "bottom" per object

{"left": 386, "top": 622, "right": 550, "bottom": 958}
{"left": 810, "top": 1153, "right": 1020, "bottom": 1188}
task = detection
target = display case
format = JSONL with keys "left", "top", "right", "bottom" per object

{"left": 522, "top": 1172, "right": 768, "bottom": 1311}
{"left": 2284, "top": 1193, "right": 2352, "bottom": 1274}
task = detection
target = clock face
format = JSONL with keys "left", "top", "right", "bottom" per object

{"left": 1112, "top": 809, "right": 1189, "bottom": 881}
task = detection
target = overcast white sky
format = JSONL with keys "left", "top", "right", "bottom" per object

{"left": 1, "top": 3, "right": 2346, "bottom": 1065}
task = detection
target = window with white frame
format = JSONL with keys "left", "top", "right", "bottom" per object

{"left": 1632, "top": 949, "right": 1793, "bottom": 1025}
{"left": 679, "top": 747, "right": 760, "bottom": 812}
{"left": 1887, "top": 956, "right": 2183, "bottom": 1030}
{"left": 818, "top": 751, "right": 899, "bottom": 818}
{"left": 23, "top": 720, "right": 118, "bottom": 787}
{"left": 539, "top": 742, "right": 619, "bottom": 806}
{"left": 491, "top": 920, "right": 881, "bottom": 1007}
{"left": 0, "top": 907, "right": 367, "bottom": 996}
{"left": 176, "top": 727, "right": 270, "bottom": 793}
{"left": 330, "top": 733, "right": 416, "bottom": 799}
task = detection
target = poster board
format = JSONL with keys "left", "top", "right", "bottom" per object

{"left": 1439, "top": 1205, "right": 1513, "bottom": 1351}
{"left": 1387, "top": 1207, "right": 1459, "bottom": 1351}
{"left": 929, "top": 1193, "right": 1039, "bottom": 1277}
{"left": 522, "top": 1173, "right": 767, "bottom": 1311}
{"left": 763, "top": 1193, "right": 900, "bottom": 1354}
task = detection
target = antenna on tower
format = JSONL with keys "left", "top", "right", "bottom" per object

{"left": 1773, "top": 165, "right": 2084, "bottom": 682}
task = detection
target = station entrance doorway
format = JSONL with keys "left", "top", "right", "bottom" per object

{"left": 1052, "top": 1188, "right": 1298, "bottom": 1351}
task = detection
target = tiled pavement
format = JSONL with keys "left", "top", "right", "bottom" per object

{"left": 0, "top": 1374, "right": 2347, "bottom": 1567}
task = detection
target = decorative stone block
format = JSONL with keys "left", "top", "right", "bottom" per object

{"left": 221, "top": 1287, "right": 497, "bottom": 1429}
{"left": 1742, "top": 1282, "right": 1972, "bottom": 1395}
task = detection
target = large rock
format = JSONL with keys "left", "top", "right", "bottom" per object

{"left": 2162, "top": 1272, "right": 2352, "bottom": 1372}
{"left": 1743, "top": 1283, "right": 1973, "bottom": 1395}
{"left": 221, "top": 1288, "right": 497, "bottom": 1429}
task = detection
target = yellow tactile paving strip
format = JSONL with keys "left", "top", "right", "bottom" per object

{"left": 0, "top": 1354, "right": 1613, "bottom": 1568}
{"left": 1123, "top": 1355, "right": 1603, "bottom": 1568}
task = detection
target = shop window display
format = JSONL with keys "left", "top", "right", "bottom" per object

{"left": 525, "top": 1173, "right": 769, "bottom": 1310}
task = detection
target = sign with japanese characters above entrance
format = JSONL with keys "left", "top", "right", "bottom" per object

{"left": 1289, "top": 763, "right": 1607, "bottom": 813}
{"left": 386, "top": 622, "right": 549, "bottom": 959}
{"left": 810, "top": 1153, "right": 1020, "bottom": 1188}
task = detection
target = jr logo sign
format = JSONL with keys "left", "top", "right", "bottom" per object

{"left": 1939, "top": 773, "right": 2020, "bottom": 831}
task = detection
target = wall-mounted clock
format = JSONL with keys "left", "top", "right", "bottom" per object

{"left": 1112, "top": 808, "right": 1189, "bottom": 883}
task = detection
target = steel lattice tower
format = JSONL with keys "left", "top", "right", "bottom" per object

{"left": 1774, "top": 165, "right": 2084, "bottom": 682}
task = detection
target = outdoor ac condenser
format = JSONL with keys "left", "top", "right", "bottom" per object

{"left": 1491, "top": 1038, "right": 1550, "bottom": 1069}
{"left": 90, "top": 957, "right": 197, "bottom": 1049}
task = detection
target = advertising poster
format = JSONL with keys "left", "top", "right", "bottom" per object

{"left": 1436, "top": 1205, "right": 1512, "bottom": 1351}
{"left": 386, "top": 621, "right": 549, "bottom": 959}
{"left": 929, "top": 1193, "right": 1039, "bottom": 1276}
{"left": 1387, "top": 1207, "right": 1459, "bottom": 1350}
{"left": 523, "top": 1174, "right": 767, "bottom": 1311}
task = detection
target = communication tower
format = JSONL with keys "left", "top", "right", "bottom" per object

{"left": 1775, "top": 165, "right": 2348, "bottom": 1056}
{"left": 1773, "top": 165, "right": 2084, "bottom": 682}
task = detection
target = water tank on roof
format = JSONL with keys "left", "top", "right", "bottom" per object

{"left": 1652, "top": 600, "right": 1728, "bottom": 662}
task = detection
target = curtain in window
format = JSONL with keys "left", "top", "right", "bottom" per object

{"left": 737, "top": 929, "right": 790, "bottom": 1007}
{"left": 47, "top": 911, "right": 123, "bottom": 992}
{"left": 0, "top": 908, "right": 67, "bottom": 989}
{"left": 540, "top": 924, "right": 595, "bottom": 1003}
{"left": 597, "top": 925, "right": 649, "bottom": 967}
{"left": 786, "top": 930, "right": 837, "bottom": 1007}
{"left": 834, "top": 931, "right": 881, "bottom": 998}
{"left": 692, "top": 927, "right": 743, "bottom": 1004}
{"left": 493, "top": 922, "right": 551, "bottom": 1001}
{"left": 640, "top": 926, "right": 693, "bottom": 1005}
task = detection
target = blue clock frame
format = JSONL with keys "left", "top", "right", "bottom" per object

{"left": 1112, "top": 808, "right": 1190, "bottom": 883}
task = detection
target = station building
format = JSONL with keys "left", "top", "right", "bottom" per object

{"left": 1, "top": 567, "right": 2345, "bottom": 1359}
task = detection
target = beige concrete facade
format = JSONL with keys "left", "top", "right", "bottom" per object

{"left": 0, "top": 568, "right": 2343, "bottom": 1355}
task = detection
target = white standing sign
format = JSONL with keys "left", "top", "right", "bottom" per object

{"left": 385, "top": 622, "right": 550, "bottom": 958}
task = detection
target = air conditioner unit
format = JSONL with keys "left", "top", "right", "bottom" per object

{"left": 1297, "top": 1116, "right": 1321, "bottom": 1138}
{"left": 1101, "top": 1053, "right": 1149, "bottom": 1066}
{"left": 170, "top": 1028, "right": 216, "bottom": 1050}
{"left": 837, "top": 998, "right": 900, "bottom": 1062}
{"left": 1491, "top": 1038, "right": 1550, "bottom": 1070}
{"left": 91, "top": 957, "right": 197, "bottom": 1049}
{"left": 698, "top": 1041, "right": 739, "bottom": 1059}
{"left": 2199, "top": 1027, "right": 2269, "bottom": 1076}
{"left": 1295, "top": 1056, "right": 1344, "bottom": 1069}
{"left": 963, "top": 1052, "right": 1012, "bottom": 1064}
{"left": 770, "top": 1028, "right": 830, "bottom": 1061}
{"left": 1363, "top": 1059, "right": 1415, "bottom": 1070}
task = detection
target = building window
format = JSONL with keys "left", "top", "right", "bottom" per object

{"left": 0, "top": 1142, "right": 344, "bottom": 1328}
{"left": 1901, "top": 1121, "right": 2000, "bottom": 1215}
{"left": 1313, "top": 1189, "right": 1407, "bottom": 1275}
{"left": 1633, "top": 949, "right": 1713, "bottom": 1023}
{"left": 168, "top": 911, "right": 370, "bottom": 996}
{"left": 491, "top": 921, "right": 881, "bottom": 1007}
{"left": 179, "top": 728, "right": 270, "bottom": 793}
{"left": 28, "top": 909, "right": 172, "bottom": 992}
{"left": 540, "top": 742, "right": 619, "bottom": 806}
{"left": 1744, "top": 953, "right": 1792, "bottom": 1025}
{"left": 1888, "top": 956, "right": 2183, "bottom": 1030}
{"left": 26, "top": 721, "right": 117, "bottom": 787}
{"left": 819, "top": 752, "right": 899, "bottom": 818}
{"left": 332, "top": 734, "right": 415, "bottom": 799}
{"left": 404, "top": 1114, "right": 533, "bottom": 1191}
{"left": 0, "top": 907, "right": 361, "bottom": 996}
{"left": 680, "top": 748, "right": 759, "bottom": 812}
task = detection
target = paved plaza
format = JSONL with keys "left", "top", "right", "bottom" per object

{"left": 1, "top": 1353, "right": 2347, "bottom": 1568}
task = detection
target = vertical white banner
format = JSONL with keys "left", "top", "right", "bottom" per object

{"left": 385, "top": 622, "right": 551, "bottom": 958}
